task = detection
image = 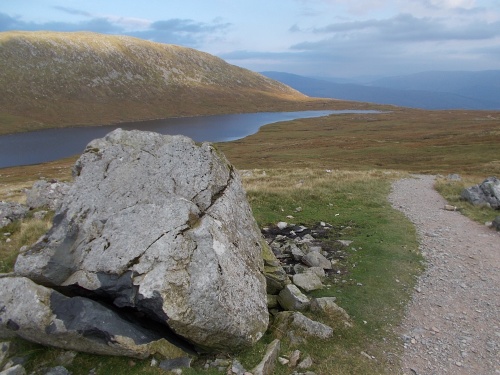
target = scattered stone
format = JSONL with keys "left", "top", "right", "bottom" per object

{"left": 44, "top": 366, "right": 71, "bottom": 375}
{"left": 447, "top": 174, "right": 462, "bottom": 181}
{"left": 159, "top": 357, "right": 192, "bottom": 371}
{"left": 277, "top": 285, "right": 310, "bottom": 311}
{"left": 15, "top": 129, "right": 269, "bottom": 352}
{"left": 305, "top": 267, "right": 325, "bottom": 279}
{"left": 278, "top": 357, "right": 289, "bottom": 365}
{"left": 267, "top": 295, "right": 279, "bottom": 309}
{"left": 230, "top": 359, "right": 247, "bottom": 375}
{"left": 444, "top": 205, "right": 459, "bottom": 211}
{"left": 310, "top": 297, "right": 350, "bottom": 320}
{"left": 292, "top": 273, "right": 323, "bottom": 292}
{"left": 297, "top": 355, "right": 313, "bottom": 369}
{"left": 32, "top": 210, "right": 48, "bottom": 220}
{"left": 360, "top": 351, "right": 374, "bottom": 360}
{"left": 0, "top": 364, "right": 26, "bottom": 375}
{"left": 252, "top": 339, "right": 280, "bottom": 375}
{"left": 302, "top": 252, "right": 332, "bottom": 270}
{"left": 288, "top": 350, "right": 301, "bottom": 367}
{"left": 54, "top": 351, "right": 77, "bottom": 367}
{"left": 25, "top": 180, "right": 71, "bottom": 211}
{"left": 0, "top": 342, "right": 11, "bottom": 367}
{"left": 262, "top": 242, "right": 290, "bottom": 294}
{"left": 336, "top": 240, "right": 353, "bottom": 247}
{"left": 0, "top": 202, "right": 28, "bottom": 229}
{"left": 273, "top": 312, "right": 333, "bottom": 340}
{"left": 492, "top": 216, "right": 500, "bottom": 231}
{"left": 277, "top": 222, "right": 288, "bottom": 230}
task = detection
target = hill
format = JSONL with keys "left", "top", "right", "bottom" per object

{"left": 0, "top": 31, "right": 326, "bottom": 134}
{"left": 261, "top": 71, "right": 500, "bottom": 110}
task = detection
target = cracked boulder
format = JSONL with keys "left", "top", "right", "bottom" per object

{"left": 15, "top": 129, "right": 268, "bottom": 351}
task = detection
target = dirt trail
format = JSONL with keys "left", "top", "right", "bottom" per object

{"left": 388, "top": 174, "right": 499, "bottom": 375}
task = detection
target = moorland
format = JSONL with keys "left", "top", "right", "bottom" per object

{"left": 1, "top": 31, "right": 499, "bottom": 375}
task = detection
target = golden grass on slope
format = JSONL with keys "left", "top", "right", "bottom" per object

{"left": 1, "top": 31, "right": 377, "bottom": 135}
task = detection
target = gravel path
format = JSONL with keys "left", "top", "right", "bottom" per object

{"left": 388, "top": 174, "right": 500, "bottom": 375}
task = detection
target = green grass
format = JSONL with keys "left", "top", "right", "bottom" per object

{"left": 235, "top": 169, "right": 422, "bottom": 374}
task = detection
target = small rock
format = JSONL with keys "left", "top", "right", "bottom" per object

{"left": 230, "top": 359, "right": 247, "bottom": 375}
{"left": 289, "top": 350, "right": 301, "bottom": 367}
{"left": 292, "top": 273, "right": 323, "bottom": 292}
{"left": 159, "top": 357, "right": 192, "bottom": 371}
{"left": 297, "top": 355, "right": 313, "bottom": 369}
{"left": 252, "top": 339, "right": 280, "bottom": 375}
{"left": 277, "top": 285, "right": 310, "bottom": 311}
{"left": 33, "top": 211, "right": 48, "bottom": 220}
{"left": 336, "top": 240, "right": 353, "bottom": 247}
{"left": 0, "top": 342, "right": 11, "bottom": 365}
{"left": 0, "top": 364, "right": 26, "bottom": 375}
{"left": 277, "top": 222, "right": 288, "bottom": 230}
{"left": 44, "top": 366, "right": 71, "bottom": 375}
{"left": 278, "top": 357, "right": 289, "bottom": 365}
{"left": 302, "top": 252, "right": 332, "bottom": 270}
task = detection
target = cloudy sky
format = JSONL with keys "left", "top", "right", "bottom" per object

{"left": 1, "top": 0, "right": 500, "bottom": 78}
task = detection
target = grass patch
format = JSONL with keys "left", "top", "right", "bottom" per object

{"left": 238, "top": 169, "right": 422, "bottom": 374}
{"left": 0, "top": 212, "right": 53, "bottom": 273}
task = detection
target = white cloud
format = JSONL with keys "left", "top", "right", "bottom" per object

{"left": 433, "top": 0, "right": 476, "bottom": 8}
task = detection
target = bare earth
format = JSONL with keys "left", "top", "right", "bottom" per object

{"left": 388, "top": 175, "right": 500, "bottom": 375}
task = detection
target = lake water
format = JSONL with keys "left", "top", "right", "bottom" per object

{"left": 0, "top": 110, "right": 379, "bottom": 168}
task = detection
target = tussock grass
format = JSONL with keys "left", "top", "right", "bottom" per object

{"left": 0, "top": 213, "right": 53, "bottom": 273}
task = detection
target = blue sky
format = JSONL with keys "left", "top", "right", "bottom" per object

{"left": 1, "top": 0, "right": 500, "bottom": 78}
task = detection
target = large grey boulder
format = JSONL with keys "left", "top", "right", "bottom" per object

{"left": 0, "top": 202, "right": 28, "bottom": 228}
{"left": 15, "top": 129, "right": 268, "bottom": 351}
{"left": 0, "top": 277, "right": 186, "bottom": 359}
{"left": 461, "top": 177, "right": 500, "bottom": 209}
{"left": 25, "top": 180, "right": 71, "bottom": 211}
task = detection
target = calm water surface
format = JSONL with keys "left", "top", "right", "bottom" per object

{"left": 0, "top": 110, "right": 379, "bottom": 168}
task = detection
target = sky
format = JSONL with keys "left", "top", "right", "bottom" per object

{"left": 1, "top": 0, "right": 500, "bottom": 78}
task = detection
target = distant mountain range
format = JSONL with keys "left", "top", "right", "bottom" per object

{"left": 0, "top": 31, "right": 312, "bottom": 133}
{"left": 261, "top": 71, "right": 500, "bottom": 110}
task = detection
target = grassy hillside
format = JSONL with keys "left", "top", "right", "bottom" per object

{"left": 0, "top": 31, "right": 345, "bottom": 134}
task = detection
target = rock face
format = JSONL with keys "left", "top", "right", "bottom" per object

{"left": 461, "top": 177, "right": 500, "bottom": 209}
{"left": 14, "top": 129, "right": 268, "bottom": 352}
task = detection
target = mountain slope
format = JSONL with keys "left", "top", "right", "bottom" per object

{"left": 262, "top": 71, "right": 500, "bottom": 110}
{"left": 0, "top": 31, "right": 314, "bottom": 133}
